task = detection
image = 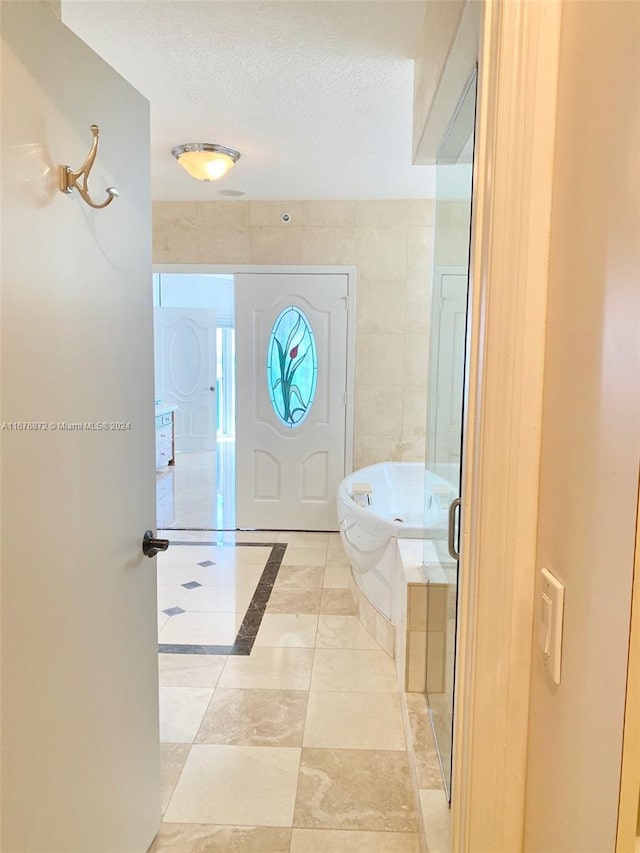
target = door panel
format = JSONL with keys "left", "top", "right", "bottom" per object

{"left": 154, "top": 307, "right": 217, "bottom": 452}
{"left": 424, "top": 72, "right": 477, "bottom": 801}
{"left": 236, "top": 273, "right": 349, "bottom": 530}
{"left": 430, "top": 269, "right": 468, "bottom": 475}
{"left": 1, "top": 4, "right": 158, "bottom": 850}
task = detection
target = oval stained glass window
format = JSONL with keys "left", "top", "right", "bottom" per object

{"left": 267, "top": 306, "right": 318, "bottom": 428}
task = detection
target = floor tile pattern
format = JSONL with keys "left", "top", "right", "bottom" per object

{"left": 157, "top": 540, "right": 285, "bottom": 656}
{"left": 154, "top": 531, "right": 436, "bottom": 852}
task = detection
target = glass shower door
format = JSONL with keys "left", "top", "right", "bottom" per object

{"left": 423, "top": 72, "right": 477, "bottom": 799}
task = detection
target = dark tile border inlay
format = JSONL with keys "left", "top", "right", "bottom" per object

{"left": 158, "top": 541, "right": 286, "bottom": 657}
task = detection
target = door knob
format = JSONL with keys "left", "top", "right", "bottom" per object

{"left": 142, "top": 530, "right": 170, "bottom": 558}
{"left": 209, "top": 385, "right": 216, "bottom": 391}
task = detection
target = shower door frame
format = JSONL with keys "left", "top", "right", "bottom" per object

{"left": 445, "top": 1, "right": 563, "bottom": 850}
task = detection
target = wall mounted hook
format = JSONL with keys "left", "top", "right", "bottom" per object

{"left": 59, "top": 124, "right": 118, "bottom": 210}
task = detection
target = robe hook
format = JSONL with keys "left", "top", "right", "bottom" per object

{"left": 59, "top": 124, "right": 118, "bottom": 210}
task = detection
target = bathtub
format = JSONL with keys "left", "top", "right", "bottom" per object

{"left": 337, "top": 462, "right": 456, "bottom": 622}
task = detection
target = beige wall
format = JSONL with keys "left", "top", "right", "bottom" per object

{"left": 153, "top": 199, "right": 434, "bottom": 469}
{"left": 524, "top": 2, "right": 640, "bottom": 849}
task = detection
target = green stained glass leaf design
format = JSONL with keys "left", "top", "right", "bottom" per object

{"left": 267, "top": 306, "right": 318, "bottom": 428}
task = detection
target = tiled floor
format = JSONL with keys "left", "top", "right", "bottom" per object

{"left": 152, "top": 531, "right": 425, "bottom": 852}
{"left": 156, "top": 442, "right": 235, "bottom": 530}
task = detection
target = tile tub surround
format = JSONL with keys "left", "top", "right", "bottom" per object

{"left": 346, "top": 537, "right": 443, "bottom": 696}
{"left": 153, "top": 199, "right": 434, "bottom": 469}
{"left": 153, "top": 530, "right": 437, "bottom": 852}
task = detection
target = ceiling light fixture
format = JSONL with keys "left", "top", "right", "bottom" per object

{"left": 171, "top": 143, "right": 241, "bottom": 182}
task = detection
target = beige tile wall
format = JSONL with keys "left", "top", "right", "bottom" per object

{"left": 153, "top": 200, "right": 434, "bottom": 468}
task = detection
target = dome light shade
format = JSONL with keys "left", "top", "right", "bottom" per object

{"left": 171, "top": 143, "right": 241, "bottom": 181}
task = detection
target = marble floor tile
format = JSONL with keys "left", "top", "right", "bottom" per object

{"left": 274, "top": 566, "right": 324, "bottom": 592}
{"left": 419, "top": 788, "right": 452, "bottom": 852}
{"left": 266, "top": 588, "right": 322, "bottom": 614}
{"left": 196, "top": 688, "right": 308, "bottom": 747}
{"left": 158, "top": 610, "right": 245, "bottom": 646}
{"left": 320, "top": 588, "right": 357, "bottom": 615}
{"left": 315, "top": 616, "right": 380, "bottom": 650}
{"left": 159, "top": 529, "right": 212, "bottom": 542}
{"left": 179, "top": 583, "right": 257, "bottom": 613}
{"left": 322, "top": 565, "right": 351, "bottom": 589}
{"left": 210, "top": 546, "right": 273, "bottom": 567}
{"left": 405, "top": 693, "right": 445, "bottom": 790}
{"left": 325, "top": 537, "right": 350, "bottom": 569}
{"left": 325, "top": 552, "right": 351, "bottom": 569}
{"left": 290, "top": 828, "right": 420, "bottom": 852}
{"left": 194, "top": 563, "right": 266, "bottom": 589}
{"left": 218, "top": 646, "right": 314, "bottom": 690}
{"left": 158, "top": 654, "right": 227, "bottom": 688}
{"left": 255, "top": 614, "right": 318, "bottom": 647}
{"left": 159, "top": 687, "right": 213, "bottom": 743}
{"left": 293, "top": 748, "right": 416, "bottom": 832}
{"left": 158, "top": 584, "right": 190, "bottom": 611}
{"left": 232, "top": 530, "right": 280, "bottom": 544}
{"left": 281, "top": 545, "right": 328, "bottom": 567}
{"left": 304, "top": 692, "right": 405, "bottom": 750}
{"left": 160, "top": 744, "right": 190, "bottom": 815}
{"left": 150, "top": 823, "right": 292, "bottom": 852}
{"left": 164, "top": 744, "right": 301, "bottom": 827}
{"left": 276, "top": 532, "right": 330, "bottom": 546}
{"left": 311, "top": 649, "right": 398, "bottom": 693}
{"left": 156, "top": 563, "right": 216, "bottom": 587}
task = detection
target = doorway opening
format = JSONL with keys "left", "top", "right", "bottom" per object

{"left": 153, "top": 272, "right": 236, "bottom": 530}
{"left": 153, "top": 266, "right": 356, "bottom": 534}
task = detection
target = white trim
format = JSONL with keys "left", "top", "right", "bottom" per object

{"left": 452, "top": 1, "right": 561, "bottom": 850}
{"left": 426, "top": 264, "right": 468, "bottom": 469}
{"left": 153, "top": 263, "right": 357, "bottom": 476}
{"left": 414, "top": 1, "right": 481, "bottom": 164}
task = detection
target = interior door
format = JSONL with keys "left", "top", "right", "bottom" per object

{"left": 236, "top": 272, "right": 349, "bottom": 530}
{"left": 154, "top": 307, "right": 218, "bottom": 452}
{"left": 1, "top": 5, "right": 159, "bottom": 851}
{"left": 429, "top": 268, "right": 468, "bottom": 483}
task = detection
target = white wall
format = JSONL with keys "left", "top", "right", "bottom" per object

{"left": 524, "top": 2, "right": 640, "bottom": 849}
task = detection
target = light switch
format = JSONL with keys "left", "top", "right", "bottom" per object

{"left": 540, "top": 568, "right": 564, "bottom": 685}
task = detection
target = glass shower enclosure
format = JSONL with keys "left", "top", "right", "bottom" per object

{"left": 423, "top": 71, "right": 477, "bottom": 800}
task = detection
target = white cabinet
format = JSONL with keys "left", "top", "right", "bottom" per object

{"left": 155, "top": 408, "right": 175, "bottom": 470}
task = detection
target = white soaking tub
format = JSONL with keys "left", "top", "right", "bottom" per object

{"left": 337, "top": 462, "right": 454, "bottom": 622}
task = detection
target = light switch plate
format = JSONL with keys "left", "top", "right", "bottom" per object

{"left": 540, "top": 568, "right": 564, "bottom": 684}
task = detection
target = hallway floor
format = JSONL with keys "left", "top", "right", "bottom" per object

{"left": 152, "top": 530, "right": 424, "bottom": 852}
{"left": 157, "top": 442, "right": 235, "bottom": 531}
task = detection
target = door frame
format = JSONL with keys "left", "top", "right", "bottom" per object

{"left": 153, "top": 264, "right": 357, "bottom": 479}
{"left": 451, "top": 1, "right": 563, "bottom": 849}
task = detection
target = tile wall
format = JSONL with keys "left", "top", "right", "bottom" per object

{"left": 152, "top": 200, "right": 434, "bottom": 469}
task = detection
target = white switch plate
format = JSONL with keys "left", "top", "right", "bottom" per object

{"left": 540, "top": 568, "right": 564, "bottom": 684}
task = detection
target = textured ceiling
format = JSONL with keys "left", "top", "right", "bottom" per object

{"left": 61, "top": 1, "right": 434, "bottom": 201}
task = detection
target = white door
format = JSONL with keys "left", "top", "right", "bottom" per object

{"left": 236, "top": 272, "right": 350, "bottom": 530}
{"left": 429, "top": 268, "right": 468, "bottom": 483}
{"left": 154, "top": 308, "right": 218, "bottom": 452}
{"left": 1, "top": 5, "right": 159, "bottom": 851}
